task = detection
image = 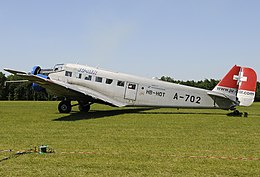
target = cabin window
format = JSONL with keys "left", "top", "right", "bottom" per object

{"left": 95, "top": 76, "right": 103, "bottom": 83}
{"left": 128, "top": 83, "right": 136, "bottom": 90}
{"left": 65, "top": 71, "right": 72, "bottom": 77}
{"left": 76, "top": 73, "right": 82, "bottom": 79}
{"left": 85, "top": 75, "right": 92, "bottom": 81}
{"left": 117, "top": 81, "right": 125, "bottom": 87}
{"left": 106, "top": 78, "right": 113, "bottom": 84}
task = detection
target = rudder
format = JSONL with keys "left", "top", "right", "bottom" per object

{"left": 236, "top": 67, "right": 257, "bottom": 106}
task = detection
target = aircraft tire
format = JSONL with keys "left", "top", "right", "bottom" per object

{"left": 58, "top": 101, "right": 72, "bottom": 113}
{"left": 78, "top": 104, "right": 90, "bottom": 112}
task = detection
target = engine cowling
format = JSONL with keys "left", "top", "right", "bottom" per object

{"left": 31, "top": 66, "right": 41, "bottom": 75}
{"left": 31, "top": 66, "right": 47, "bottom": 92}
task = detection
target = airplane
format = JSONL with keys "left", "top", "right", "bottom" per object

{"left": 4, "top": 64, "right": 257, "bottom": 115}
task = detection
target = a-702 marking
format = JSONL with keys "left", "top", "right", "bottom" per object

{"left": 173, "top": 93, "right": 201, "bottom": 104}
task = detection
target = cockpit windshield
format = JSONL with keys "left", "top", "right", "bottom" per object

{"left": 53, "top": 64, "right": 64, "bottom": 72}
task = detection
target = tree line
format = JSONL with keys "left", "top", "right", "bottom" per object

{"left": 0, "top": 72, "right": 50, "bottom": 100}
{"left": 0, "top": 72, "right": 259, "bottom": 101}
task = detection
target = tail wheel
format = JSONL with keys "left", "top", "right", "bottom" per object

{"left": 58, "top": 101, "right": 72, "bottom": 113}
{"left": 78, "top": 104, "right": 90, "bottom": 112}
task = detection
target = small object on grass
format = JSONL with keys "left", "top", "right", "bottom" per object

{"left": 39, "top": 145, "right": 48, "bottom": 154}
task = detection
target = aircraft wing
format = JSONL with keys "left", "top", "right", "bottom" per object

{"left": 4, "top": 68, "right": 27, "bottom": 75}
{"left": 15, "top": 73, "right": 126, "bottom": 107}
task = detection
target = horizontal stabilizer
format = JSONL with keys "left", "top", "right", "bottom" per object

{"left": 207, "top": 90, "right": 237, "bottom": 103}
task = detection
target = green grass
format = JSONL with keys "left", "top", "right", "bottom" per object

{"left": 0, "top": 101, "right": 260, "bottom": 177}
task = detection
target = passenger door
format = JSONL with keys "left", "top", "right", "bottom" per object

{"left": 124, "top": 82, "right": 138, "bottom": 101}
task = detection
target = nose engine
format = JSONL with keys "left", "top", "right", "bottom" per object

{"left": 31, "top": 66, "right": 49, "bottom": 92}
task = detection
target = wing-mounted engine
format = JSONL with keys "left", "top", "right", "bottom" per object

{"left": 31, "top": 66, "right": 50, "bottom": 92}
{"left": 31, "top": 66, "right": 41, "bottom": 75}
{"left": 4, "top": 65, "right": 54, "bottom": 92}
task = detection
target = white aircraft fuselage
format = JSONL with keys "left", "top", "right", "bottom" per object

{"left": 49, "top": 64, "right": 233, "bottom": 109}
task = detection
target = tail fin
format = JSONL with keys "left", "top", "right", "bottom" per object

{"left": 212, "top": 65, "right": 257, "bottom": 106}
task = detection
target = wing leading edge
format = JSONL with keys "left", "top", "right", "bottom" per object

{"left": 4, "top": 68, "right": 27, "bottom": 75}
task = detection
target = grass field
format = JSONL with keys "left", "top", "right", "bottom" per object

{"left": 0, "top": 101, "right": 260, "bottom": 177}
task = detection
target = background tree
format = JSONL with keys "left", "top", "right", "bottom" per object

{"left": 5, "top": 74, "right": 52, "bottom": 101}
{"left": 0, "top": 72, "right": 7, "bottom": 100}
{"left": 255, "top": 82, "right": 260, "bottom": 101}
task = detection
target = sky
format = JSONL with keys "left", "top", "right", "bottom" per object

{"left": 0, "top": 0, "right": 260, "bottom": 81}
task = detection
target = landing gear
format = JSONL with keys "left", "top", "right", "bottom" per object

{"left": 58, "top": 100, "right": 92, "bottom": 113}
{"left": 227, "top": 110, "right": 249, "bottom": 117}
{"left": 233, "top": 110, "right": 242, "bottom": 116}
{"left": 78, "top": 104, "right": 90, "bottom": 112}
{"left": 58, "top": 101, "right": 72, "bottom": 113}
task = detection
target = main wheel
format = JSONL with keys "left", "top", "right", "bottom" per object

{"left": 234, "top": 110, "right": 240, "bottom": 116}
{"left": 78, "top": 104, "right": 90, "bottom": 112}
{"left": 58, "top": 101, "right": 72, "bottom": 113}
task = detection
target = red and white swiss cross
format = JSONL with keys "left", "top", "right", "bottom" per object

{"left": 217, "top": 65, "right": 257, "bottom": 92}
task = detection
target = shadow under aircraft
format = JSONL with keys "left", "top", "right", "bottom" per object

{"left": 52, "top": 107, "right": 251, "bottom": 122}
